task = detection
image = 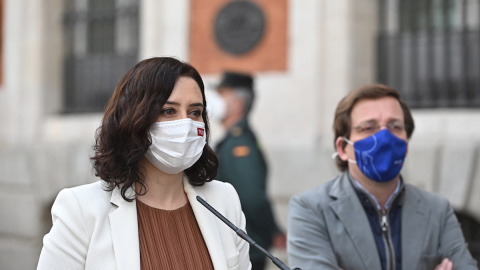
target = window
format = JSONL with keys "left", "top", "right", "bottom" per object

{"left": 377, "top": 0, "right": 480, "bottom": 108}
{"left": 63, "top": 0, "right": 139, "bottom": 113}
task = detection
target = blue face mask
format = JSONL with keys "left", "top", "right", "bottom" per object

{"left": 343, "top": 129, "right": 407, "bottom": 182}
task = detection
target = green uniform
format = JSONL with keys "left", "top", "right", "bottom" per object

{"left": 215, "top": 118, "right": 279, "bottom": 263}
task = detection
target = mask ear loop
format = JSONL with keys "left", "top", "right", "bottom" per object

{"left": 342, "top": 136, "right": 354, "bottom": 145}
{"left": 331, "top": 151, "right": 356, "bottom": 165}
{"left": 341, "top": 137, "right": 357, "bottom": 164}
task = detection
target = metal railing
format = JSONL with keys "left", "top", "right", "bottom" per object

{"left": 377, "top": 0, "right": 480, "bottom": 108}
{"left": 63, "top": 0, "right": 139, "bottom": 113}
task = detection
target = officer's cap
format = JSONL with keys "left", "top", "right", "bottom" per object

{"left": 217, "top": 71, "right": 254, "bottom": 91}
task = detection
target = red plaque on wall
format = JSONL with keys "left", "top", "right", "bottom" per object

{"left": 189, "top": 0, "right": 288, "bottom": 74}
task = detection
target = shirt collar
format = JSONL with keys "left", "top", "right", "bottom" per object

{"left": 349, "top": 173, "right": 403, "bottom": 211}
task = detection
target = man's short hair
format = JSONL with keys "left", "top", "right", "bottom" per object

{"left": 333, "top": 84, "right": 415, "bottom": 171}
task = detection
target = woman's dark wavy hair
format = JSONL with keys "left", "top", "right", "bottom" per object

{"left": 91, "top": 57, "right": 218, "bottom": 201}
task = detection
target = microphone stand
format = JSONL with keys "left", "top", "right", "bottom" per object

{"left": 196, "top": 196, "right": 301, "bottom": 270}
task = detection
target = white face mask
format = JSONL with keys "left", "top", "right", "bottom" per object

{"left": 145, "top": 118, "right": 206, "bottom": 174}
{"left": 205, "top": 89, "right": 226, "bottom": 122}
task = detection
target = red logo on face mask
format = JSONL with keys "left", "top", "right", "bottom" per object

{"left": 197, "top": 128, "right": 205, "bottom": 137}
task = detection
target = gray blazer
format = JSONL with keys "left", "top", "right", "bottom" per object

{"left": 287, "top": 172, "right": 477, "bottom": 270}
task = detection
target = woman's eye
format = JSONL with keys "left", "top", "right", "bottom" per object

{"left": 190, "top": 110, "right": 202, "bottom": 117}
{"left": 161, "top": 108, "right": 175, "bottom": 115}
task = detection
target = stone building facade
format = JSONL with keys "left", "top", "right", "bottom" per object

{"left": 0, "top": 1, "right": 479, "bottom": 269}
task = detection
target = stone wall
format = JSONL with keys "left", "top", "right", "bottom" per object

{"left": 0, "top": 1, "right": 479, "bottom": 269}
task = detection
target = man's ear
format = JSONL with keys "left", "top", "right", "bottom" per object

{"left": 335, "top": 137, "right": 349, "bottom": 161}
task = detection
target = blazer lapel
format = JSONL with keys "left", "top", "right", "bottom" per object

{"left": 329, "top": 174, "right": 382, "bottom": 270}
{"left": 401, "top": 186, "right": 429, "bottom": 270}
{"left": 109, "top": 187, "right": 140, "bottom": 270}
{"left": 184, "top": 179, "right": 229, "bottom": 269}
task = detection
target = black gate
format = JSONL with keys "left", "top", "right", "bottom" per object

{"left": 377, "top": 0, "right": 480, "bottom": 108}
{"left": 63, "top": 0, "right": 139, "bottom": 113}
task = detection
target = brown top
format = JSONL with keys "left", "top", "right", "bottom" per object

{"left": 136, "top": 200, "right": 214, "bottom": 270}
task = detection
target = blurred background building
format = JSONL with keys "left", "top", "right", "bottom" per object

{"left": 0, "top": 0, "right": 479, "bottom": 269}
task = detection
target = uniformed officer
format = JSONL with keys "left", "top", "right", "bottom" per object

{"left": 214, "top": 71, "right": 286, "bottom": 270}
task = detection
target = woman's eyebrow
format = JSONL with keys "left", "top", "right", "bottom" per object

{"left": 189, "top": 102, "right": 204, "bottom": 107}
{"left": 163, "top": 101, "right": 204, "bottom": 108}
{"left": 164, "top": 101, "right": 180, "bottom": 106}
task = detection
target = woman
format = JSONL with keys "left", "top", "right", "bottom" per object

{"left": 37, "top": 57, "right": 251, "bottom": 270}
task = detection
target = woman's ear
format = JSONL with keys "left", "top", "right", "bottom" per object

{"left": 335, "top": 137, "right": 349, "bottom": 162}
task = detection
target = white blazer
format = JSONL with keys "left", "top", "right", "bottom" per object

{"left": 37, "top": 178, "right": 251, "bottom": 270}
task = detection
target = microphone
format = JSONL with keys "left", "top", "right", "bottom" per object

{"left": 196, "top": 195, "right": 301, "bottom": 270}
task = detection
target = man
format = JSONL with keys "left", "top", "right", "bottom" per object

{"left": 214, "top": 71, "right": 286, "bottom": 270}
{"left": 287, "top": 84, "right": 477, "bottom": 270}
